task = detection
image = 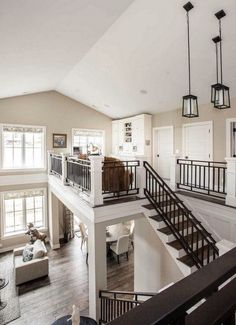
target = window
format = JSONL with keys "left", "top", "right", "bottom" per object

{"left": 72, "top": 129, "right": 104, "bottom": 156}
{"left": 2, "top": 189, "right": 46, "bottom": 236}
{"left": 1, "top": 124, "right": 45, "bottom": 169}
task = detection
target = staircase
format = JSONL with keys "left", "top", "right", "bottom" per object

{"left": 142, "top": 161, "right": 219, "bottom": 275}
{"left": 99, "top": 290, "right": 156, "bottom": 324}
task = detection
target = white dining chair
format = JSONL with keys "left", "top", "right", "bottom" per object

{"left": 110, "top": 235, "right": 129, "bottom": 264}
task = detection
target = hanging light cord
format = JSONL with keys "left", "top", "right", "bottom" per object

{"left": 215, "top": 42, "right": 219, "bottom": 84}
{"left": 187, "top": 11, "right": 191, "bottom": 95}
{"left": 219, "top": 19, "right": 223, "bottom": 84}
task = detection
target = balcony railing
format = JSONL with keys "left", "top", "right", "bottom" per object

{"left": 66, "top": 157, "right": 91, "bottom": 192}
{"left": 177, "top": 159, "right": 227, "bottom": 198}
{"left": 48, "top": 153, "right": 143, "bottom": 207}
{"left": 50, "top": 154, "right": 63, "bottom": 177}
{"left": 102, "top": 160, "right": 140, "bottom": 199}
{"left": 99, "top": 290, "right": 156, "bottom": 324}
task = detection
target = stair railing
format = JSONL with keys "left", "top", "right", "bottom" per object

{"left": 99, "top": 290, "right": 156, "bottom": 324}
{"left": 143, "top": 161, "right": 219, "bottom": 269}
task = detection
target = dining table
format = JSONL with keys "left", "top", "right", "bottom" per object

{"left": 106, "top": 223, "right": 130, "bottom": 244}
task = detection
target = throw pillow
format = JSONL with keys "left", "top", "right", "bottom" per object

{"left": 22, "top": 244, "right": 33, "bottom": 262}
{"left": 33, "top": 239, "right": 46, "bottom": 259}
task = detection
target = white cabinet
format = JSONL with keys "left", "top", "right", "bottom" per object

{"left": 112, "top": 114, "right": 152, "bottom": 158}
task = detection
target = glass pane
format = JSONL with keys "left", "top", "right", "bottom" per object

{"left": 3, "top": 148, "right": 13, "bottom": 168}
{"left": 13, "top": 133, "right": 23, "bottom": 148}
{"left": 13, "top": 148, "right": 22, "bottom": 167}
{"left": 34, "top": 133, "right": 42, "bottom": 148}
{"left": 5, "top": 212, "right": 14, "bottom": 228}
{"left": 14, "top": 198, "right": 23, "bottom": 211}
{"left": 26, "top": 197, "right": 34, "bottom": 210}
{"left": 25, "top": 133, "right": 34, "bottom": 147}
{"left": 35, "top": 196, "right": 43, "bottom": 208}
{"left": 15, "top": 211, "right": 24, "bottom": 231}
{"left": 25, "top": 148, "right": 34, "bottom": 167}
{"left": 26, "top": 209, "right": 35, "bottom": 224}
{"left": 3, "top": 132, "right": 14, "bottom": 147}
{"left": 35, "top": 209, "right": 43, "bottom": 226}
{"left": 33, "top": 148, "right": 43, "bottom": 167}
{"left": 5, "top": 199, "right": 14, "bottom": 212}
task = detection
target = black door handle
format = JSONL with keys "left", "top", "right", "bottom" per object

{"left": 157, "top": 154, "right": 160, "bottom": 157}
{"left": 185, "top": 156, "right": 188, "bottom": 159}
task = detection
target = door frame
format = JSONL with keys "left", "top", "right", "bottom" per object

{"left": 152, "top": 126, "right": 174, "bottom": 171}
{"left": 182, "top": 121, "right": 213, "bottom": 161}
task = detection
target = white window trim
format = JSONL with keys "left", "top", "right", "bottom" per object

{"left": 0, "top": 187, "right": 48, "bottom": 239}
{"left": 0, "top": 123, "right": 47, "bottom": 172}
{"left": 71, "top": 128, "right": 106, "bottom": 155}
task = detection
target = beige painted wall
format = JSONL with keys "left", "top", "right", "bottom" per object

{"left": 152, "top": 98, "right": 236, "bottom": 161}
{"left": 134, "top": 216, "right": 183, "bottom": 292}
{"left": 0, "top": 90, "right": 112, "bottom": 175}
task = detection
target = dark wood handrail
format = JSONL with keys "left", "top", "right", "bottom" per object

{"left": 100, "top": 290, "right": 156, "bottom": 297}
{"left": 107, "top": 248, "right": 236, "bottom": 325}
{"left": 177, "top": 158, "right": 227, "bottom": 165}
{"left": 185, "top": 277, "right": 236, "bottom": 325}
{"left": 143, "top": 161, "right": 219, "bottom": 268}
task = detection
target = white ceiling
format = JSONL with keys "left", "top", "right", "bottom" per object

{"left": 1, "top": 0, "right": 236, "bottom": 118}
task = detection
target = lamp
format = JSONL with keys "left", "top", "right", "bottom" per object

{"left": 212, "top": 10, "right": 230, "bottom": 109}
{"left": 182, "top": 2, "right": 199, "bottom": 118}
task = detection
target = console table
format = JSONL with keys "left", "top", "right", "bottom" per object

{"left": 0, "top": 278, "right": 9, "bottom": 311}
{"left": 51, "top": 315, "right": 97, "bottom": 325}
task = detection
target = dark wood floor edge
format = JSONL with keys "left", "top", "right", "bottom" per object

{"left": 95, "top": 196, "right": 146, "bottom": 208}
{"left": 175, "top": 190, "right": 234, "bottom": 208}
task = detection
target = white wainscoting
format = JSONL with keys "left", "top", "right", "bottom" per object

{"left": 178, "top": 194, "right": 236, "bottom": 243}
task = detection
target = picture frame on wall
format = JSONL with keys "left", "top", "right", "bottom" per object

{"left": 53, "top": 133, "right": 67, "bottom": 148}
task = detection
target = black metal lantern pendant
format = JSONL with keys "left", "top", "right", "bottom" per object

{"left": 212, "top": 10, "right": 231, "bottom": 109}
{"left": 182, "top": 2, "right": 199, "bottom": 118}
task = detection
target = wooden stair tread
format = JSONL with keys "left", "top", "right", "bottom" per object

{"left": 177, "top": 245, "right": 214, "bottom": 268}
{"left": 149, "top": 215, "right": 162, "bottom": 222}
{"left": 157, "top": 220, "right": 190, "bottom": 236}
{"left": 167, "top": 232, "right": 201, "bottom": 250}
{"left": 142, "top": 200, "right": 174, "bottom": 211}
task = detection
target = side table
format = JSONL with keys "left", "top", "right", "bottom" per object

{"left": 0, "top": 278, "right": 9, "bottom": 311}
{"left": 51, "top": 315, "right": 97, "bottom": 325}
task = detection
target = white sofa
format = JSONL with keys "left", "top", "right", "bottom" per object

{"left": 13, "top": 241, "right": 49, "bottom": 285}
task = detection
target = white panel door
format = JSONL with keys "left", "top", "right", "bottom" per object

{"left": 183, "top": 122, "right": 213, "bottom": 160}
{"left": 154, "top": 127, "right": 173, "bottom": 179}
{"left": 182, "top": 122, "right": 213, "bottom": 188}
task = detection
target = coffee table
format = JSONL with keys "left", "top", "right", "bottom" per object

{"left": 51, "top": 315, "right": 97, "bottom": 325}
{"left": 0, "top": 278, "right": 9, "bottom": 311}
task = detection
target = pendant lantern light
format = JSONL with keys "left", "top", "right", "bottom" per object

{"left": 182, "top": 2, "right": 199, "bottom": 118}
{"left": 211, "top": 36, "right": 221, "bottom": 103}
{"left": 212, "top": 10, "right": 231, "bottom": 109}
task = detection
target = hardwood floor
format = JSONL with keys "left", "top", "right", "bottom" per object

{"left": 5, "top": 236, "right": 134, "bottom": 325}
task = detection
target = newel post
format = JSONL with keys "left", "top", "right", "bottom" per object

{"left": 170, "top": 154, "right": 180, "bottom": 192}
{"left": 61, "top": 153, "right": 70, "bottom": 185}
{"left": 89, "top": 156, "right": 104, "bottom": 207}
{"left": 225, "top": 158, "right": 236, "bottom": 207}
{"left": 137, "top": 157, "right": 148, "bottom": 198}
{"left": 47, "top": 150, "right": 54, "bottom": 175}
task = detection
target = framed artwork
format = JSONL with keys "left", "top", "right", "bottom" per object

{"left": 53, "top": 133, "right": 67, "bottom": 148}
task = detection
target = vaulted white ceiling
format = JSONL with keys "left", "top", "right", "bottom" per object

{"left": 1, "top": 0, "right": 236, "bottom": 118}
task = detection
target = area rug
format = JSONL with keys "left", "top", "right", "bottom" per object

{"left": 0, "top": 253, "right": 21, "bottom": 324}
